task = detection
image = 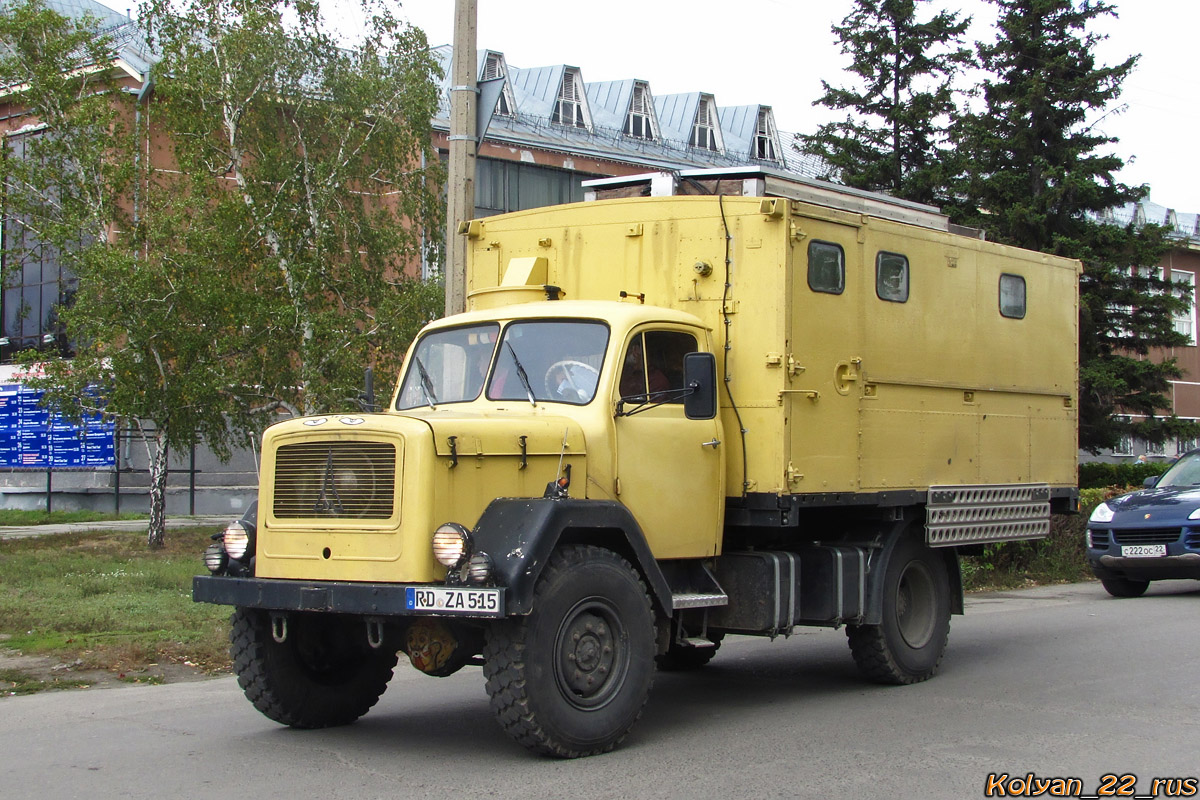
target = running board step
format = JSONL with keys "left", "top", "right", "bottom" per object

{"left": 681, "top": 636, "right": 718, "bottom": 648}
{"left": 671, "top": 592, "right": 728, "bottom": 610}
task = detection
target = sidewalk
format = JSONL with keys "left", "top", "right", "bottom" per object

{"left": 0, "top": 515, "right": 230, "bottom": 540}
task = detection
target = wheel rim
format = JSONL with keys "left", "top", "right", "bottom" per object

{"left": 895, "top": 559, "right": 937, "bottom": 649}
{"left": 553, "top": 597, "right": 629, "bottom": 710}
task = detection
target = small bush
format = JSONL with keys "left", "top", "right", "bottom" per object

{"left": 1079, "top": 461, "right": 1170, "bottom": 490}
{"left": 961, "top": 487, "right": 1128, "bottom": 590}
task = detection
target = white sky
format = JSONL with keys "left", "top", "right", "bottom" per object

{"left": 98, "top": 0, "right": 1200, "bottom": 212}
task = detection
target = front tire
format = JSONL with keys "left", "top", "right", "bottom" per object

{"left": 483, "top": 545, "right": 656, "bottom": 758}
{"left": 1100, "top": 576, "right": 1150, "bottom": 598}
{"left": 847, "top": 535, "right": 950, "bottom": 685}
{"left": 230, "top": 608, "right": 397, "bottom": 728}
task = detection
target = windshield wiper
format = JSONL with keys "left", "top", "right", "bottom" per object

{"left": 506, "top": 342, "right": 537, "bottom": 407}
{"left": 413, "top": 355, "right": 437, "bottom": 409}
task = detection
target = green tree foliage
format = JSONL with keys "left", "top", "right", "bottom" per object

{"left": 142, "top": 0, "right": 445, "bottom": 416}
{"left": 0, "top": 0, "right": 133, "bottom": 248}
{"left": 948, "top": 0, "right": 1195, "bottom": 453}
{"left": 796, "top": 0, "right": 971, "bottom": 205}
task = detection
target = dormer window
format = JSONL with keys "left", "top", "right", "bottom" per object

{"left": 755, "top": 108, "right": 779, "bottom": 161}
{"left": 690, "top": 96, "right": 719, "bottom": 151}
{"left": 552, "top": 69, "right": 587, "bottom": 128}
{"left": 624, "top": 82, "right": 655, "bottom": 139}
{"left": 483, "top": 52, "right": 514, "bottom": 117}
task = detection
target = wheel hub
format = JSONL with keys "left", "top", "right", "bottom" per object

{"left": 555, "top": 602, "right": 626, "bottom": 709}
{"left": 895, "top": 560, "right": 936, "bottom": 650}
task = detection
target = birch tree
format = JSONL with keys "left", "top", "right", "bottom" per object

{"left": 0, "top": 0, "right": 246, "bottom": 546}
{"left": 142, "top": 0, "right": 445, "bottom": 416}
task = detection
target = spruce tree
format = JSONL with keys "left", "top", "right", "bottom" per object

{"left": 796, "top": 0, "right": 971, "bottom": 205}
{"left": 949, "top": 0, "right": 1194, "bottom": 453}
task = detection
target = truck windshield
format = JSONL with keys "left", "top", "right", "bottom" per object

{"left": 488, "top": 320, "right": 609, "bottom": 405}
{"left": 395, "top": 323, "right": 500, "bottom": 410}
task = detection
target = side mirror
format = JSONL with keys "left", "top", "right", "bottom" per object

{"left": 1143, "top": 475, "right": 1159, "bottom": 488}
{"left": 683, "top": 352, "right": 717, "bottom": 420}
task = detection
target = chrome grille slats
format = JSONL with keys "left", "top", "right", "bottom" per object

{"left": 272, "top": 441, "right": 396, "bottom": 519}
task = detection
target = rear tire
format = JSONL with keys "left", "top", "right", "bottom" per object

{"left": 483, "top": 545, "right": 656, "bottom": 758}
{"left": 230, "top": 608, "right": 397, "bottom": 728}
{"left": 847, "top": 535, "right": 950, "bottom": 685}
{"left": 1100, "top": 576, "right": 1150, "bottom": 598}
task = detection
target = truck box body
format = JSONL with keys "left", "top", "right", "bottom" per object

{"left": 463, "top": 194, "right": 1079, "bottom": 515}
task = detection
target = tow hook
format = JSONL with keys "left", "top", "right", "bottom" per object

{"left": 365, "top": 618, "right": 385, "bottom": 649}
{"left": 271, "top": 613, "right": 288, "bottom": 643}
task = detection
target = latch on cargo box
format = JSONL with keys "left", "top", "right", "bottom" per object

{"left": 835, "top": 358, "right": 862, "bottom": 395}
{"left": 765, "top": 353, "right": 805, "bottom": 377}
{"left": 786, "top": 462, "right": 803, "bottom": 485}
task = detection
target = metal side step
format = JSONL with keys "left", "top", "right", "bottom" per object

{"left": 681, "top": 636, "right": 718, "bottom": 648}
{"left": 670, "top": 592, "right": 728, "bottom": 610}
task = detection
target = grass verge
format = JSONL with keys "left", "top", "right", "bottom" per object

{"left": 0, "top": 525, "right": 231, "bottom": 694}
{"left": 0, "top": 509, "right": 146, "bottom": 527}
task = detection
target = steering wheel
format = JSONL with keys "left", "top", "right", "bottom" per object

{"left": 543, "top": 360, "right": 600, "bottom": 401}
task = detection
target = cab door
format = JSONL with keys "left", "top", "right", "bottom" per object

{"left": 613, "top": 327, "right": 724, "bottom": 558}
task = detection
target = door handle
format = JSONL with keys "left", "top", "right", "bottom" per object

{"left": 701, "top": 439, "right": 721, "bottom": 448}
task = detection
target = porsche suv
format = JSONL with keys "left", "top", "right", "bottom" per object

{"left": 1086, "top": 451, "right": 1200, "bottom": 597}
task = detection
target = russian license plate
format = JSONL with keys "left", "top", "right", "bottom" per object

{"left": 1120, "top": 544, "right": 1167, "bottom": 558}
{"left": 405, "top": 586, "right": 503, "bottom": 616}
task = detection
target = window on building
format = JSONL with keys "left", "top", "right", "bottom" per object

{"left": 1113, "top": 431, "right": 1133, "bottom": 456}
{"left": 876, "top": 251, "right": 909, "bottom": 302}
{"left": 754, "top": 108, "right": 778, "bottom": 161}
{"left": 689, "top": 96, "right": 719, "bottom": 151}
{"left": 1171, "top": 269, "right": 1196, "bottom": 345}
{"left": 552, "top": 69, "right": 588, "bottom": 129}
{"left": 624, "top": 82, "right": 655, "bottom": 140}
{"left": 483, "top": 52, "right": 514, "bottom": 117}
{"left": 1177, "top": 436, "right": 1197, "bottom": 456}
{"left": 999, "top": 273, "right": 1026, "bottom": 319}
{"left": 2, "top": 130, "right": 77, "bottom": 362}
{"left": 1145, "top": 438, "right": 1166, "bottom": 456}
{"left": 808, "top": 241, "right": 845, "bottom": 295}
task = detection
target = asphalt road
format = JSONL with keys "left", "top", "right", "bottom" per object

{"left": 3, "top": 580, "right": 1197, "bottom": 800}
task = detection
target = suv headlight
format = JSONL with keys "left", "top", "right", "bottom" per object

{"left": 1089, "top": 503, "right": 1116, "bottom": 523}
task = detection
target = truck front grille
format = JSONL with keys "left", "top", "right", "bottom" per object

{"left": 272, "top": 441, "right": 396, "bottom": 519}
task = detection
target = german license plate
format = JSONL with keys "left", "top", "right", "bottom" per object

{"left": 405, "top": 586, "right": 503, "bottom": 616}
{"left": 1121, "top": 544, "right": 1167, "bottom": 558}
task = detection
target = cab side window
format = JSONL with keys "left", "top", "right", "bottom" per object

{"left": 619, "top": 330, "right": 698, "bottom": 403}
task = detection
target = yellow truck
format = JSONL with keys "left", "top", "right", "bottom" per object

{"left": 194, "top": 172, "right": 1080, "bottom": 757}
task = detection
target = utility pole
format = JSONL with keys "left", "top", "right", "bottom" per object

{"left": 444, "top": 0, "right": 477, "bottom": 316}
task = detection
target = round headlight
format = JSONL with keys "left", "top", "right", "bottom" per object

{"left": 466, "top": 552, "right": 493, "bottom": 584}
{"left": 432, "top": 523, "right": 470, "bottom": 568}
{"left": 1089, "top": 502, "right": 1115, "bottom": 523}
{"left": 223, "top": 521, "right": 251, "bottom": 559}
{"left": 204, "top": 542, "right": 228, "bottom": 574}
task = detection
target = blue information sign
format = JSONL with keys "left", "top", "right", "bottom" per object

{"left": 0, "top": 384, "right": 116, "bottom": 468}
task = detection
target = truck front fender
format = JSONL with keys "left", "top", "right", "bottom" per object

{"left": 471, "top": 498, "right": 673, "bottom": 618}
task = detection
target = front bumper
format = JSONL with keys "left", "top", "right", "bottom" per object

{"left": 193, "top": 575, "right": 507, "bottom": 619}
{"left": 1089, "top": 552, "right": 1200, "bottom": 580}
